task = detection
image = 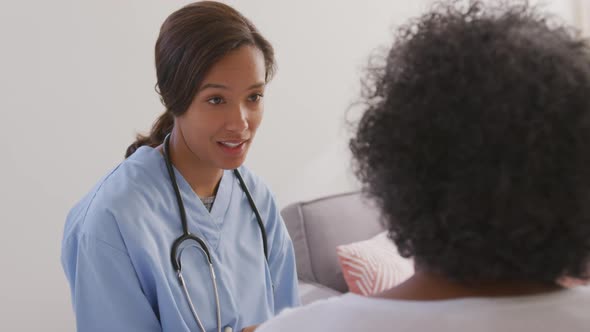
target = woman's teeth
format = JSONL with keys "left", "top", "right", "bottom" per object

{"left": 220, "top": 141, "right": 242, "bottom": 148}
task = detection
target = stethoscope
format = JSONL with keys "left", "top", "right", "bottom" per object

{"left": 163, "top": 133, "right": 269, "bottom": 332}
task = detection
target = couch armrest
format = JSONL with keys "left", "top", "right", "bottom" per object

{"left": 281, "top": 192, "right": 385, "bottom": 293}
{"left": 298, "top": 280, "right": 342, "bottom": 305}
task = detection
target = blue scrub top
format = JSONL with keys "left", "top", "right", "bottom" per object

{"left": 61, "top": 146, "right": 300, "bottom": 331}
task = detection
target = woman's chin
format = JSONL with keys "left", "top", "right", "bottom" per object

{"left": 216, "top": 157, "right": 247, "bottom": 170}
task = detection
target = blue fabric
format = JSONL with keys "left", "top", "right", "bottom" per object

{"left": 61, "top": 146, "right": 299, "bottom": 331}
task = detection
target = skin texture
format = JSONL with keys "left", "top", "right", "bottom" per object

{"left": 159, "top": 45, "right": 266, "bottom": 197}
{"left": 241, "top": 325, "right": 259, "bottom": 332}
{"left": 375, "top": 271, "right": 561, "bottom": 301}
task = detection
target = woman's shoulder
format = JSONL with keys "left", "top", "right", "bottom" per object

{"left": 235, "top": 165, "right": 274, "bottom": 199}
{"left": 94, "top": 147, "right": 165, "bottom": 205}
{"left": 63, "top": 147, "right": 167, "bottom": 245}
{"left": 234, "top": 165, "right": 283, "bottom": 222}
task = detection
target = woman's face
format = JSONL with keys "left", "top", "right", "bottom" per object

{"left": 176, "top": 45, "right": 266, "bottom": 170}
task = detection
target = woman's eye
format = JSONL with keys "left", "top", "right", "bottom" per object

{"left": 248, "top": 93, "right": 263, "bottom": 102}
{"left": 207, "top": 97, "right": 225, "bottom": 105}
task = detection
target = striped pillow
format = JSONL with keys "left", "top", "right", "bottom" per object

{"left": 336, "top": 231, "right": 414, "bottom": 296}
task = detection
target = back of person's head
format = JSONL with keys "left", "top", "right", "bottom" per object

{"left": 125, "top": 1, "right": 275, "bottom": 157}
{"left": 350, "top": 0, "right": 590, "bottom": 284}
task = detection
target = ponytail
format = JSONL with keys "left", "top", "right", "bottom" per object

{"left": 125, "top": 111, "right": 174, "bottom": 158}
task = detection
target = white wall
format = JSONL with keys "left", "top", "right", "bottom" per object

{"left": 0, "top": 1, "right": 581, "bottom": 331}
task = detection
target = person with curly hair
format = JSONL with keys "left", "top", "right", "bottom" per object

{"left": 258, "top": 1, "right": 590, "bottom": 331}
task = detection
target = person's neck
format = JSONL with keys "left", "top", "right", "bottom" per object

{"left": 158, "top": 129, "right": 223, "bottom": 198}
{"left": 374, "top": 270, "right": 562, "bottom": 301}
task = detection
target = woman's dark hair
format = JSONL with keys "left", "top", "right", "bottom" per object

{"left": 350, "top": 1, "right": 590, "bottom": 284}
{"left": 125, "top": 1, "right": 275, "bottom": 157}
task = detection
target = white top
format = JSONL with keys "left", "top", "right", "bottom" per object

{"left": 258, "top": 287, "right": 590, "bottom": 332}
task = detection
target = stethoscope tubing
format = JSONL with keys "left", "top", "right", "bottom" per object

{"left": 162, "top": 133, "right": 268, "bottom": 332}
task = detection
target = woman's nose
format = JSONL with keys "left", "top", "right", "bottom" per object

{"left": 225, "top": 104, "right": 249, "bottom": 132}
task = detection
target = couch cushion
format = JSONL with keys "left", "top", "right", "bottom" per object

{"left": 337, "top": 231, "right": 414, "bottom": 296}
{"left": 281, "top": 192, "right": 385, "bottom": 293}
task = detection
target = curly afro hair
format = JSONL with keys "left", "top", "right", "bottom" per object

{"left": 350, "top": 1, "right": 590, "bottom": 284}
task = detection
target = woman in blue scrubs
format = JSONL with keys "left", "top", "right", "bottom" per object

{"left": 61, "top": 2, "right": 299, "bottom": 331}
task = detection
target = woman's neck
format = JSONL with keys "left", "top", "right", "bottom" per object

{"left": 158, "top": 128, "right": 223, "bottom": 198}
{"left": 375, "top": 270, "right": 562, "bottom": 301}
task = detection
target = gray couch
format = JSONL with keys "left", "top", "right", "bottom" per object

{"left": 280, "top": 192, "right": 385, "bottom": 304}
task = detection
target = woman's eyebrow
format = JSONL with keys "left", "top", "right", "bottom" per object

{"left": 199, "top": 82, "right": 265, "bottom": 92}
